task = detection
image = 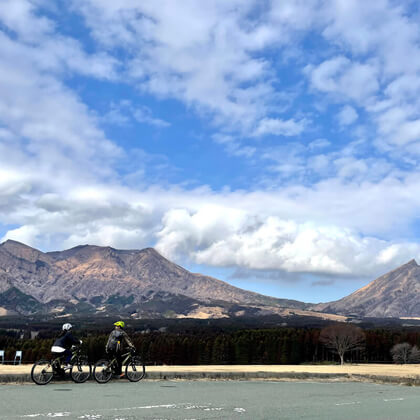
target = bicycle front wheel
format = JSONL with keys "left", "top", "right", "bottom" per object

{"left": 93, "top": 359, "right": 112, "bottom": 383}
{"left": 31, "top": 360, "right": 54, "bottom": 385}
{"left": 71, "top": 357, "right": 91, "bottom": 383}
{"left": 125, "top": 356, "right": 146, "bottom": 382}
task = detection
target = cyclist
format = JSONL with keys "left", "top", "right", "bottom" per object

{"left": 106, "top": 321, "right": 135, "bottom": 377}
{"left": 51, "top": 323, "right": 82, "bottom": 370}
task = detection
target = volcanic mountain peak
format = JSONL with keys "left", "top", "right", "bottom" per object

{"left": 47, "top": 243, "right": 162, "bottom": 260}
{"left": 1, "top": 239, "right": 37, "bottom": 252}
{"left": 0, "top": 240, "right": 310, "bottom": 318}
{"left": 48, "top": 244, "right": 113, "bottom": 260}
{"left": 387, "top": 258, "right": 418, "bottom": 275}
{"left": 0, "top": 239, "right": 48, "bottom": 263}
{"left": 314, "top": 259, "right": 420, "bottom": 318}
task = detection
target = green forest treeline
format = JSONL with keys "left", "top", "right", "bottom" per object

{"left": 1, "top": 327, "right": 419, "bottom": 365}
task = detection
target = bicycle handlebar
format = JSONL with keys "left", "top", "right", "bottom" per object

{"left": 120, "top": 348, "right": 136, "bottom": 357}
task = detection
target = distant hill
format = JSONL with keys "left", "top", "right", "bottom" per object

{"left": 0, "top": 240, "right": 308, "bottom": 318}
{"left": 313, "top": 260, "right": 420, "bottom": 317}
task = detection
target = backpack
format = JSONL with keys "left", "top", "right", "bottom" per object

{"left": 107, "top": 330, "right": 123, "bottom": 352}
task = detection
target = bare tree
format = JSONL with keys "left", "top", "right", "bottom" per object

{"left": 319, "top": 323, "right": 365, "bottom": 365}
{"left": 391, "top": 342, "right": 413, "bottom": 364}
{"left": 409, "top": 345, "right": 420, "bottom": 364}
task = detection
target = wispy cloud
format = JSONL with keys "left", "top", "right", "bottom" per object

{"left": 103, "top": 101, "right": 170, "bottom": 128}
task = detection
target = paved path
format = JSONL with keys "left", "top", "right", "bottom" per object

{"left": 1, "top": 381, "right": 420, "bottom": 419}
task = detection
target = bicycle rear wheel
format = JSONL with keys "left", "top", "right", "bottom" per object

{"left": 31, "top": 360, "right": 54, "bottom": 385}
{"left": 125, "top": 356, "right": 146, "bottom": 382}
{"left": 70, "top": 357, "right": 91, "bottom": 383}
{"left": 93, "top": 359, "right": 112, "bottom": 383}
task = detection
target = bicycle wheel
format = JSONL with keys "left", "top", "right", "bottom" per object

{"left": 93, "top": 359, "right": 112, "bottom": 383}
{"left": 125, "top": 356, "right": 146, "bottom": 382}
{"left": 31, "top": 360, "right": 54, "bottom": 385}
{"left": 70, "top": 357, "right": 91, "bottom": 383}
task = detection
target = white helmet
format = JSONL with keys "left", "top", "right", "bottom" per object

{"left": 62, "top": 323, "right": 72, "bottom": 331}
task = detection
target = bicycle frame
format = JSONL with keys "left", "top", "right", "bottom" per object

{"left": 106, "top": 351, "right": 132, "bottom": 372}
{"left": 52, "top": 347, "right": 82, "bottom": 372}
{"left": 122, "top": 351, "right": 132, "bottom": 365}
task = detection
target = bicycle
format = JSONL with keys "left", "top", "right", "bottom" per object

{"left": 93, "top": 348, "right": 146, "bottom": 383}
{"left": 31, "top": 345, "right": 91, "bottom": 385}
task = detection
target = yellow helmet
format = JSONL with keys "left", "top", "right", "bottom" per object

{"left": 114, "top": 321, "right": 125, "bottom": 328}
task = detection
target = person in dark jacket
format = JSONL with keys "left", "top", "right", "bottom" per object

{"left": 106, "top": 321, "right": 135, "bottom": 376}
{"left": 51, "top": 323, "right": 81, "bottom": 368}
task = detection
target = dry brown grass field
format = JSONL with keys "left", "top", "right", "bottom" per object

{"left": 2, "top": 364, "right": 420, "bottom": 378}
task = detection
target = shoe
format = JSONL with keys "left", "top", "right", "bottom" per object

{"left": 64, "top": 364, "right": 72, "bottom": 370}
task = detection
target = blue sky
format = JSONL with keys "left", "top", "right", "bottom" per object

{"left": 1, "top": 0, "right": 420, "bottom": 303}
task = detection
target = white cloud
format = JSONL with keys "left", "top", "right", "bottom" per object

{"left": 321, "top": 0, "right": 420, "bottom": 76}
{"left": 308, "top": 56, "right": 379, "bottom": 103}
{"left": 133, "top": 107, "right": 170, "bottom": 128}
{"left": 155, "top": 206, "right": 420, "bottom": 278}
{"left": 338, "top": 105, "right": 358, "bottom": 126}
{"left": 103, "top": 101, "right": 170, "bottom": 128}
{"left": 334, "top": 157, "right": 368, "bottom": 179}
{"left": 0, "top": 0, "right": 54, "bottom": 42}
{"left": 0, "top": 1, "right": 120, "bottom": 183}
{"left": 0, "top": 3, "right": 118, "bottom": 81}
{"left": 0, "top": 2, "right": 124, "bottom": 235}
{"left": 2, "top": 164, "right": 420, "bottom": 279}
{"left": 2, "top": 225, "right": 40, "bottom": 246}
{"left": 308, "top": 154, "right": 330, "bottom": 174}
{"left": 70, "top": 0, "right": 310, "bottom": 136}
{"left": 308, "top": 138, "right": 331, "bottom": 150}
{"left": 62, "top": 225, "right": 151, "bottom": 251}
{"left": 212, "top": 134, "right": 256, "bottom": 158}
{"left": 374, "top": 105, "right": 420, "bottom": 150}
{"left": 385, "top": 75, "right": 420, "bottom": 103}
{"left": 68, "top": 0, "right": 420, "bottom": 158}
{"left": 392, "top": 119, "right": 420, "bottom": 146}
{"left": 0, "top": 57, "right": 119, "bottom": 168}
{"left": 315, "top": 1, "right": 420, "bottom": 155}
{"left": 253, "top": 117, "right": 307, "bottom": 137}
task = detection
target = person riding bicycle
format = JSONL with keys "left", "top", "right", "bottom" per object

{"left": 106, "top": 321, "right": 135, "bottom": 377}
{"left": 51, "top": 323, "right": 82, "bottom": 369}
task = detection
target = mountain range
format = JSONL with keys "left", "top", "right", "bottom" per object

{"left": 0, "top": 239, "right": 419, "bottom": 320}
{"left": 0, "top": 240, "right": 307, "bottom": 319}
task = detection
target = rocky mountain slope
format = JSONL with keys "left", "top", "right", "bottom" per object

{"left": 0, "top": 240, "right": 307, "bottom": 318}
{"left": 314, "top": 260, "right": 420, "bottom": 317}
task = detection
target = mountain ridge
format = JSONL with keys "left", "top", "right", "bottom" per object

{"left": 1, "top": 240, "right": 420, "bottom": 319}
{"left": 313, "top": 258, "right": 420, "bottom": 317}
{"left": 0, "top": 240, "right": 308, "bottom": 318}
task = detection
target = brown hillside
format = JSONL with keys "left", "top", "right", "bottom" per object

{"left": 314, "top": 260, "right": 420, "bottom": 317}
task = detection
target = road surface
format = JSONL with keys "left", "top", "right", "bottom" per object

{"left": 1, "top": 380, "right": 420, "bottom": 419}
